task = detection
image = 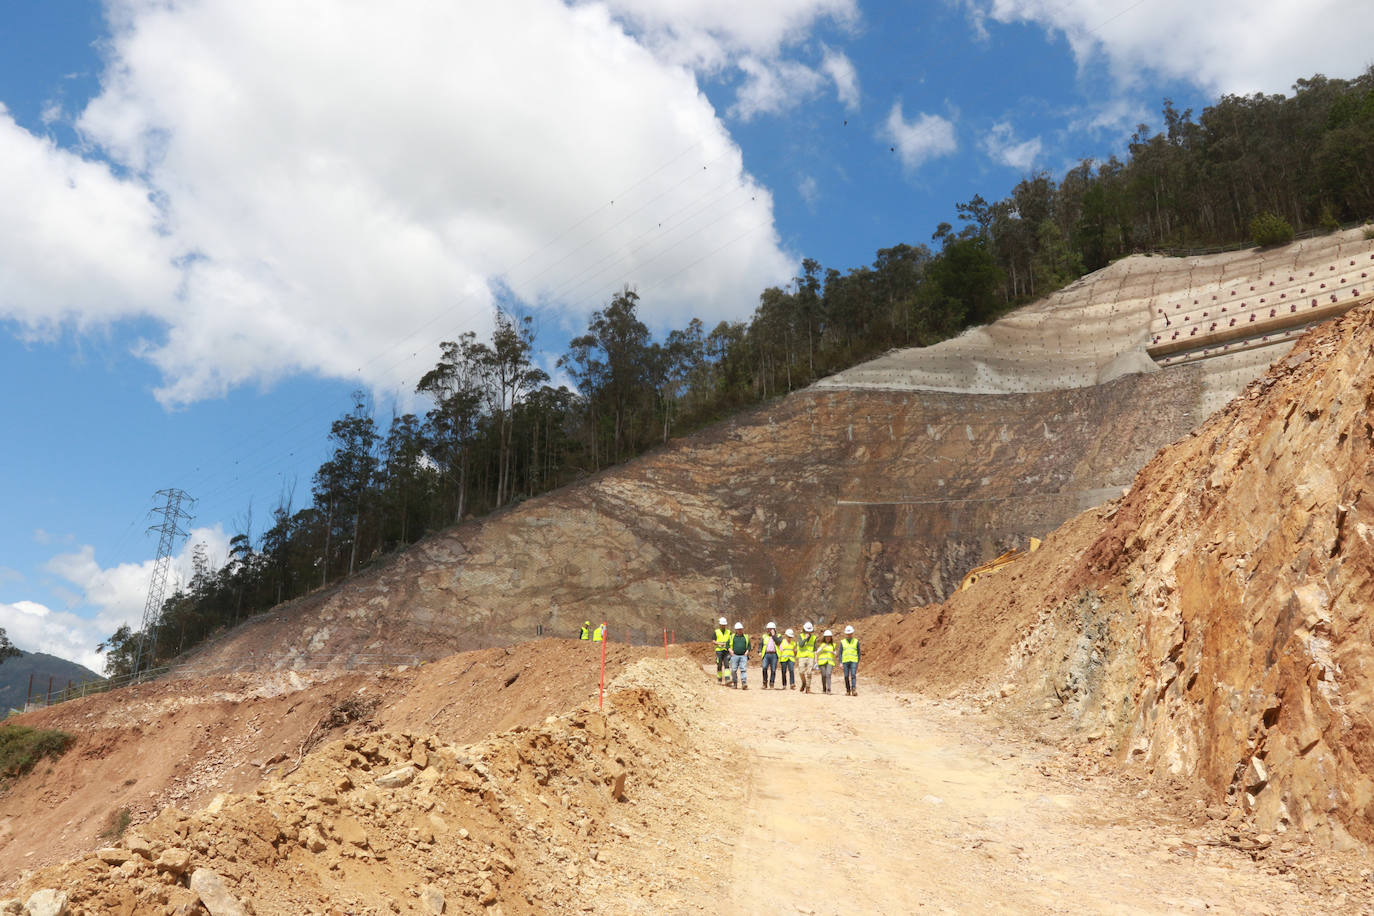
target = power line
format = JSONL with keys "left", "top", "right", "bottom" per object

{"left": 136, "top": 488, "right": 196, "bottom": 674}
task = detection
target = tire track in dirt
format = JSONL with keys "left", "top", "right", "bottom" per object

{"left": 699, "top": 668, "right": 1343, "bottom": 914}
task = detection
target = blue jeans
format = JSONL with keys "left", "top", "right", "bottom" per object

{"left": 843, "top": 661, "right": 858, "bottom": 692}
{"left": 762, "top": 652, "right": 778, "bottom": 685}
{"left": 730, "top": 654, "right": 748, "bottom": 685}
{"left": 779, "top": 660, "right": 795, "bottom": 686}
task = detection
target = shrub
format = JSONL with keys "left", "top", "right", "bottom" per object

{"left": 1363, "top": 224, "right": 1374, "bottom": 241}
{"left": 1319, "top": 204, "right": 1341, "bottom": 234}
{"left": 0, "top": 724, "right": 74, "bottom": 782}
{"left": 100, "top": 806, "right": 133, "bottom": 841}
{"left": 1250, "top": 212, "right": 1295, "bottom": 247}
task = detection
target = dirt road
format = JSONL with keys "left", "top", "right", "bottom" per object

{"left": 659, "top": 665, "right": 1354, "bottom": 915}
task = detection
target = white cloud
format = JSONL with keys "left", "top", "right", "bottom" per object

{"left": 881, "top": 103, "right": 958, "bottom": 171}
{"left": 1, "top": 599, "right": 108, "bottom": 674}
{"left": 972, "top": 0, "right": 1374, "bottom": 95}
{"left": 820, "top": 47, "right": 860, "bottom": 109}
{"left": 596, "top": 0, "right": 858, "bottom": 71}
{"left": 981, "top": 121, "right": 1043, "bottom": 171}
{"left": 5, "top": 525, "right": 233, "bottom": 672}
{"left": 731, "top": 56, "right": 828, "bottom": 120}
{"left": 798, "top": 175, "right": 820, "bottom": 206}
{"left": 1, "top": 0, "right": 798, "bottom": 407}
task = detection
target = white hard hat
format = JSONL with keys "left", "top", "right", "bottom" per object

{"left": 766, "top": 621, "right": 776, "bottom": 630}
{"left": 844, "top": 625, "right": 854, "bottom": 635}
{"left": 803, "top": 622, "right": 813, "bottom": 633}
{"left": 784, "top": 628, "right": 794, "bottom": 637}
{"left": 823, "top": 629, "right": 833, "bottom": 637}
{"left": 734, "top": 622, "right": 744, "bottom": 630}
{"left": 719, "top": 617, "right": 728, "bottom": 626}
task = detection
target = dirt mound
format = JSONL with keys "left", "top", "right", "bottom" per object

{"left": 864, "top": 302, "right": 1374, "bottom": 848}
{"left": 0, "top": 640, "right": 655, "bottom": 888}
{"left": 8, "top": 658, "right": 710, "bottom": 915}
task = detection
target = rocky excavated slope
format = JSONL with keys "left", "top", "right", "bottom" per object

{"left": 181, "top": 366, "right": 1204, "bottom": 673}
{"left": 867, "top": 302, "right": 1374, "bottom": 849}
{"left": 7, "top": 659, "right": 718, "bottom": 916}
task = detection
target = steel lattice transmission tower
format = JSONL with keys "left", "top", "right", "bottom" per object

{"left": 136, "top": 488, "right": 196, "bottom": 675}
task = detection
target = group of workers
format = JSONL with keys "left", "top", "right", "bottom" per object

{"left": 576, "top": 617, "right": 861, "bottom": 696}
{"left": 712, "top": 618, "right": 860, "bottom": 695}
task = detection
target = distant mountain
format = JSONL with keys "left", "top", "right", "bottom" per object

{"left": 0, "top": 651, "right": 103, "bottom": 713}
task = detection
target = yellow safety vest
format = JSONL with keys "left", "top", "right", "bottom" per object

{"left": 778, "top": 639, "right": 796, "bottom": 662}
{"left": 579, "top": 624, "right": 590, "bottom": 640}
{"left": 714, "top": 628, "right": 732, "bottom": 651}
{"left": 797, "top": 634, "right": 816, "bottom": 658}
{"left": 816, "top": 641, "right": 836, "bottom": 666}
{"left": 592, "top": 625, "right": 604, "bottom": 642}
{"left": 841, "top": 637, "right": 859, "bottom": 663}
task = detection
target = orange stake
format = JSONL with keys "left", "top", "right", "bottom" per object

{"left": 599, "top": 621, "right": 607, "bottom": 711}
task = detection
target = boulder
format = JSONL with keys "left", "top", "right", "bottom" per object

{"left": 190, "top": 869, "right": 247, "bottom": 916}
{"left": 155, "top": 848, "right": 192, "bottom": 875}
{"left": 375, "top": 766, "right": 417, "bottom": 789}
{"left": 419, "top": 885, "right": 446, "bottom": 914}
{"left": 96, "top": 847, "right": 133, "bottom": 865}
{"left": 22, "top": 890, "right": 68, "bottom": 916}
{"left": 334, "top": 816, "right": 368, "bottom": 848}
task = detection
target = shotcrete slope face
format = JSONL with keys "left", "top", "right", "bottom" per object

{"left": 818, "top": 227, "right": 1374, "bottom": 418}
{"left": 176, "top": 232, "right": 1372, "bottom": 670}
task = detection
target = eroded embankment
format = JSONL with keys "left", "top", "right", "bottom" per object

{"left": 865, "top": 303, "right": 1374, "bottom": 849}
{"left": 7, "top": 657, "right": 715, "bottom": 916}
{"left": 0, "top": 640, "right": 658, "bottom": 887}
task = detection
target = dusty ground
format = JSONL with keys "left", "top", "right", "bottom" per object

{"left": 621, "top": 664, "right": 1367, "bottom": 915}
{"left": 7, "top": 659, "right": 1371, "bottom": 914}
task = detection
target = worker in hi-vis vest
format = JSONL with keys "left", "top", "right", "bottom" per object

{"left": 840, "top": 625, "right": 861, "bottom": 696}
{"left": 816, "top": 630, "right": 837, "bottom": 694}
{"left": 795, "top": 622, "right": 818, "bottom": 693}
{"left": 778, "top": 628, "right": 798, "bottom": 690}
{"left": 713, "top": 617, "right": 732, "bottom": 685}
{"left": 578, "top": 621, "right": 591, "bottom": 640}
{"left": 728, "top": 622, "right": 751, "bottom": 689}
{"left": 592, "top": 623, "right": 605, "bottom": 642}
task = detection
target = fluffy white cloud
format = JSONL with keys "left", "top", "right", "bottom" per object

{"left": 596, "top": 0, "right": 858, "bottom": 71}
{"left": 2, "top": 525, "right": 233, "bottom": 672}
{"left": 731, "top": 56, "right": 829, "bottom": 120}
{"left": 1, "top": 600, "right": 108, "bottom": 674}
{"left": 981, "top": 121, "right": 1043, "bottom": 171}
{"left": 798, "top": 174, "right": 820, "bottom": 206}
{"left": 821, "top": 48, "right": 861, "bottom": 109}
{"left": 881, "top": 103, "right": 958, "bottom": 171}
{"left": 1, "top": 0, "right": 799, "bottom": 407}
{"left": 971, "top": 0, "right": 1374, "bottom": 94}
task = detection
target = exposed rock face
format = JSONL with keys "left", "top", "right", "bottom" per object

{"left": 182, "top": 367, "right": 1206, "bottom": 671}
{"left": 871, "top": 304, "right": 1374, "bottom": 848}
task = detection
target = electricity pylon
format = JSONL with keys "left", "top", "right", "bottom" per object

{"left": 136, "top": 488, "right": 196, "bottom": 675}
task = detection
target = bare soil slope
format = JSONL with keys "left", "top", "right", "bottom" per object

{"left": 0, "top": 640, "right": 656, "bottom": 886}
{"left": 864, "top": 302, "right": 1374, "bottom": 849}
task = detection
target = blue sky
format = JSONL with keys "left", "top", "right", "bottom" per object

{"left": 2, "top": 0, "right": 1371, "bottom": 670}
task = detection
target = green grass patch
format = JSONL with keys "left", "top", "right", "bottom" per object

{"left": 0, "top": 724, "right": 75, "bottom": 783}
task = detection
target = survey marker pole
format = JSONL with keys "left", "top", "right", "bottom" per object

{"left": 598, "top": 621, "right": 607, "bottom": 711}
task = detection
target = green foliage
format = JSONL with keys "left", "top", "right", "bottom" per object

{"left": 0, "top": 724, "right": 74, "bottom": 782}
{"left": 1250, "top": 212, "right": 1295, "bottom": 247}
{"left": 100, "top": 806, "right": 133, "bottom": 842}
{"left": 0, "top": 628, "right": 19, "bottom": 665}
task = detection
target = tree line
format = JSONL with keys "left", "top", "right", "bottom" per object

{"left": 99, "top": 69, "right": 1374, "bottom": 676}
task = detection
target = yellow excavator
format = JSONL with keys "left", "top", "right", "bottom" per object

{"left": 958, "top": 537, "right": 1041, "bottom": 591}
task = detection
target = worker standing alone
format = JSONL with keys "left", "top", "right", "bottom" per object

{"left": 759, "top": 622, "right": 780, "bottom": 688}
{"left": 840, "top": 625, "right": 860, "bottom": 696}
{"left": 778, "top": 628, "right": 797, "bottom": 689}
{"left": 592, "top": 623, "right": 605, "bottom": 642}
{"left": 796, "top": 622, "right": 818, "bottom": 693}
{"left": 729, "top": 622, "right": 751, "bottom": 689}
{"left": 713, "top": 617, "right": 732, "bottom": 686}
{"left": 816, "top": 630, "right": 837, "bottom": 694}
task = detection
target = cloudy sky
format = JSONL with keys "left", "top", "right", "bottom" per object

{"left": 2, "top": 0, "right": 1371, "bottom": 671}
